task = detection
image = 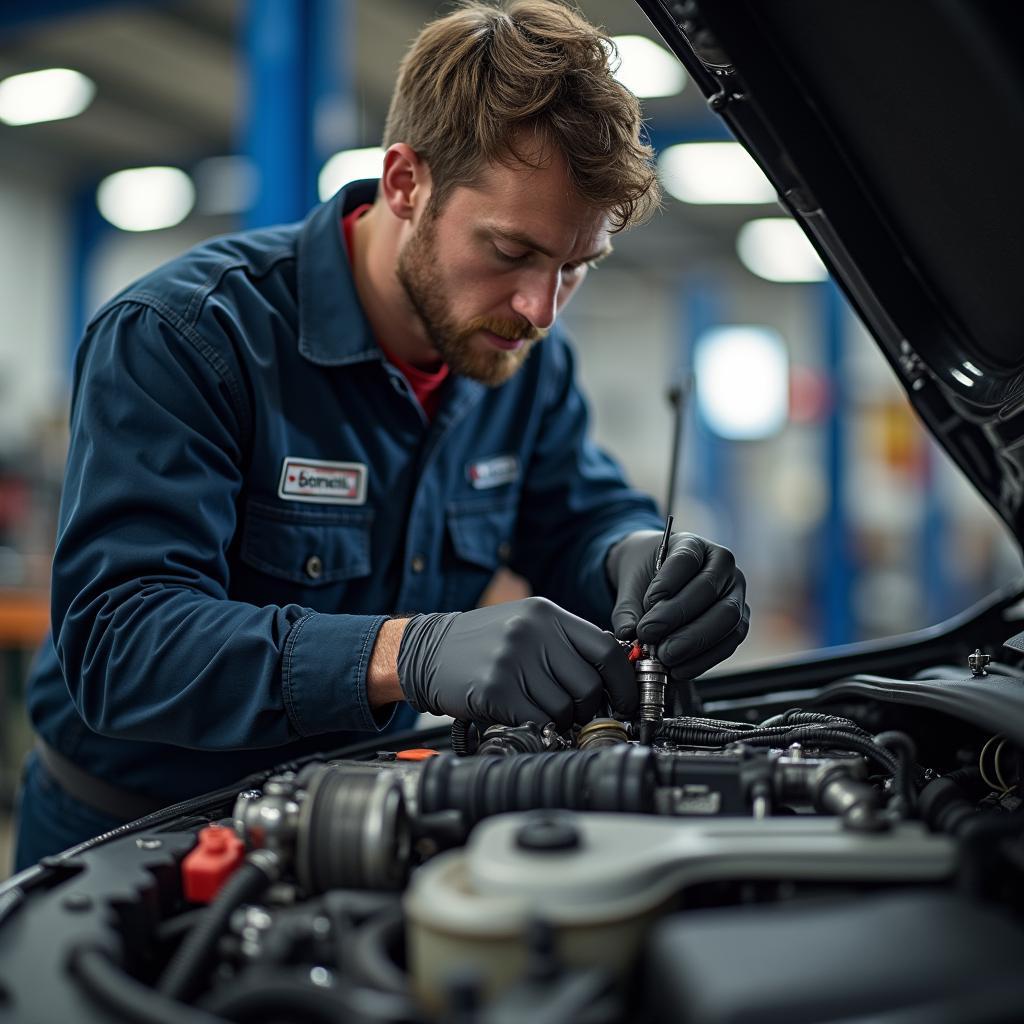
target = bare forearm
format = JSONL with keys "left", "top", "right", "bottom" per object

{"left": 367, "top": 617, "right": 409, "bottom": 708}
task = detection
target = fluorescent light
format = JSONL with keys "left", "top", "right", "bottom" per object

{"left": 695, "top": 326, "right": 789, "bottom": 440}
{"left": 658, "top": 142, "right": 775, "bottom": 205}
{"left": 610, "top": 35, "right": 686, "bottom": 98}
{"left": 736, "top": 218, "right": 828, "bottom": 283}
{"left": 0, "top": 68, "right": 95, "bottom": 126}
{"left": 318, "top": 147, "right": 385, "bottom": 201}
{"left": 96, "top": 167, "right": 195, "bottom": 232}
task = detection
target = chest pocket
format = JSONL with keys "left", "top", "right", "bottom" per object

{"left": 443, "top": 495, "right": 517, "bottom": 609}
{"left": 240, "top": 499, "right": 373, "bottom": 588}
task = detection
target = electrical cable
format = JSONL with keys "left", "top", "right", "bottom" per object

{"left": 656, "top": 720, "right": 900, "bottom": 778}
{"left": 759, "top": 709, "right": 868, "bottom": 735}
{"left": 979, "top": 735, "right": 1008, "bottom": 793}
{"left": 993, "top": 738, "right": 1014, "bottom": 793}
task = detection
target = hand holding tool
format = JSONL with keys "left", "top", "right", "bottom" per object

{"left": 608, "top": 525, "right": 750, "bottom": 680}
{"left": 397, "top": 597, "right": 638, "bottom": 730}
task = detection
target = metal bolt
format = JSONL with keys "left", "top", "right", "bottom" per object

{"left": 310, "top": 966, "right": 333, "bottom": 988}
{"left": 969, "top": 649, "right": 990, "bottom": 677}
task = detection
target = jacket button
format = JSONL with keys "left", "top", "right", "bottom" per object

{"left": 497, "top": 542, "right": 511, "bottom": 562}
{"left": 305, "top": 555, "right": 323, "bottom": 580}
{"left": 410, "top": 554, "right": 426, "bottom": 573}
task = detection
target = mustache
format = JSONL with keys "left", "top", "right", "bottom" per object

{"left": 465, "top": 316, "right": 547, "bottom": 344}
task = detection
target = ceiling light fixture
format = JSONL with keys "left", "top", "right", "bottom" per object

{"left": 695, "top": 326, "right": 790, "bottom": 440}
{"left": 96, "top": 167, "right": 196, "bottom": 232}
{"left": 658, "top": 142, "right": 776, "bottom": 205}
{"left": 610, "top": 35, "right": 686, "bottom": 98}
{"left": 736, "top": 218, "right": 828, "bottom": 283}
{"left": 318, "top": 147, "right": 385, "bottom": 202}
{"left": 0, "top": 67, "right": 95, "bottom": 126}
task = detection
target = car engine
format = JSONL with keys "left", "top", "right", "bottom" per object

{"left": 3, "top": 603, "right": 1024, "bottom": 1023}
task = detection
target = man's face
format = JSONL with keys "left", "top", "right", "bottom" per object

{"left": 396, "top": 145, "right": 613, "bottom": 386}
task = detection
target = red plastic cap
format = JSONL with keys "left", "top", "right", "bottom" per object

{"left": 628, "top": 641, "right": 643, "bottom": 663}
{"left": 182, "top": 825, "right": 245, "bottom": 904}
{"left": 396, "top": 748, "right": 439, "bottom": 761}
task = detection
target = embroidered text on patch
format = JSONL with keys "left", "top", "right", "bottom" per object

{"left": 278, "top": 458, "right": 367, "bottom": 505}
{"left": 466, "top": 454, "right": 519, "bottom": 490}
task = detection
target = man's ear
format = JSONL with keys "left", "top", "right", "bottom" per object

{"left": 380, "top": 143, "right": 432, "bottom": 222}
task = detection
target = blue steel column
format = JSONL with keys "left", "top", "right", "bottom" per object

{"left": 243, "top": 0, "right": 355, "bottom": 229}
{"left": 818, "top": 280, "right": 853, "bottom": 645}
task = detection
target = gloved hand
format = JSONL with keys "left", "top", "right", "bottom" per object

{"left": 397, "top": 597, "right": 637, "bottom": 729}
{"left": 608, "top": 530, "right": 749, "bottom": 679}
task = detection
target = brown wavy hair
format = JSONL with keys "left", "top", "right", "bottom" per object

{"left": 383, "top": 0, "right": 660, "bottom": 232}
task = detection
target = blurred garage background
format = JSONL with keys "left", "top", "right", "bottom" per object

{"left": 0, "top": 0, "right": 1018, "bottom": 874}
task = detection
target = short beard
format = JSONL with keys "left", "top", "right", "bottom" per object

{"left": 396, "top": 210, "right": 545, "bottom": 387}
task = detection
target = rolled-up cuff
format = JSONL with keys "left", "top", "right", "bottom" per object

{"left": 282, "top": 611, "right": 397, "bottom": 736}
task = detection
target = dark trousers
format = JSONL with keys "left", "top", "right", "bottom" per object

{"left": 12, "top": 751, "right": 128, "bottom": 873}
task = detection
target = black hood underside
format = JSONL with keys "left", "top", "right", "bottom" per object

{"left": 639, "top": 0, "right": 1024, "bottom": 547}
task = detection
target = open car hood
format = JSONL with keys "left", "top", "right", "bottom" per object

{"left": 639, "top": 0, "right": 1024, "bottom": 546}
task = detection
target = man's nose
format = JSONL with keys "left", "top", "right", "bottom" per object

{"left": 511, "top": 270, "right": 560, "bottom": 331}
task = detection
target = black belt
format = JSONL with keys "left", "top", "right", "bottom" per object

{"left": 35, "top": 740, "right": 166, "bottom": 822}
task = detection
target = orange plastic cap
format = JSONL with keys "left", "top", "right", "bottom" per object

{"left": 396, "top": 748, "right": 439, "bottom": 761}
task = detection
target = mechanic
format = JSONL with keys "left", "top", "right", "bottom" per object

{"left": 13, "top": 0, "right": 749, "bottom": 871}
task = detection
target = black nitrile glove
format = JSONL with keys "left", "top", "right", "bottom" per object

{"left": 608, "top": 530, "right": 750, "bottom": 679}
{"left": 397, "top": 597, "right": 637, "bottom": 730}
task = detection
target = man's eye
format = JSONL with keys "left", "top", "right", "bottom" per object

{"left": 494, "top": 247, "right": 528, "bottom": 264}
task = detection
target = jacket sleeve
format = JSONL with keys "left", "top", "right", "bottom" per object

{"left": 52, "top": 300, "right": 394, "bottom": 750}
{"left": 510, "top": 334, "right": 664, "bottom": 627}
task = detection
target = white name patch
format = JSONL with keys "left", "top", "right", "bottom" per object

{"left": 466, "top": 454, "right": 519, "bottom": 490}
{"left": 278, "top": 458, "right": 367, "bottom": 505}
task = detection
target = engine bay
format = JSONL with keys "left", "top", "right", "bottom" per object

{"left": 3, "top": 597, "right": 1024, "bottom": 1023}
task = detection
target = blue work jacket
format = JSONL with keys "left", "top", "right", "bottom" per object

{"left": 25, "top": 180, "right": 662, "bottom": 804}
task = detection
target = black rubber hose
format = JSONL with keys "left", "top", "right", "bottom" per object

{"left": 197, "top": 971, "right": 419, "bottom": 1024}
{"left": 155, "top": 908, "right": 207, "bottom": 947}
{"left": 874, "top": 730, "right": 918, "bottom": 813}
{"left": 158, "top": 853, "right": 278, "bottom": 1002}
{"left": 450, "top": 719, "right": 476, "bottom": 756}
{"left": 348, "top": 906, "right": 408, "bottom": 995}
{"left": 918, "top": 774, "right": 977, "bottom": 835}
{"left": 198, "top": 976, "right": 351, "bottom": 1024}
{"left": 71, "top": 946, "right": 225, "bottom": 1024}
{"left": 418, "top": 747, "right": 655, "bottom": 825}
